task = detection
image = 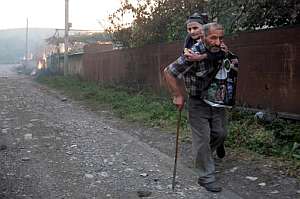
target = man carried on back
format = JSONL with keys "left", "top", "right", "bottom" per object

{"left": 164, "top": 21, "right": 228, "bottom": 192}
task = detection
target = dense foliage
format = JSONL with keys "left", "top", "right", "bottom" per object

{"left": 106, "top": 0, "right": 207, "bottom": 48}
{"left": 106, "top": 0, "right": 300, "bottom": 47}
{"left": 208, "top": 0, "right": 300, "bottom": 34}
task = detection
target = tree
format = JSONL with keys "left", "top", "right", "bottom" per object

{"left": 106, "top": 0, "right": 207, "bottom": 48}
{"left": 207, "top": 0, "right": 300, "bottom": 33}
{"left": 106, "top": 0, "right": 300, "bottom": 48}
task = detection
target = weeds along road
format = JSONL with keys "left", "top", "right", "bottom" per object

{"left": 0, "top": 64, "right": 242, "bottom": 199}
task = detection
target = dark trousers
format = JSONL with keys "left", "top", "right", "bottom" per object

{"left": 188, "top": 97, "right": 227, "bottom": 184}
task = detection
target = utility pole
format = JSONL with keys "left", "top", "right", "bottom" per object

{"left": 25, "top": 17, "right": 29, "bottom": 69}
{"left": 64, "top": 0, "right": 69, "bottom": 75}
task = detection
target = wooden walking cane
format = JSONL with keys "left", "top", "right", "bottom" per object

{"left": 172, "top": 109, "right": 182, "bottom": 191}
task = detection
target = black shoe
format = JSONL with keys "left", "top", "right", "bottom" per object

{"left": 216, "top": 143, "right": 225, "bottom": 159}
{"left": 199, "top": 181, "right": 222, "bottom": 192}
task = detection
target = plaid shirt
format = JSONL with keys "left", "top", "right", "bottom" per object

{"left": 166, "top": 42, "right": 222, "bottom": 97}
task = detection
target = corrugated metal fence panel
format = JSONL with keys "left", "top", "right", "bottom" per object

{"left": 67, "top": 54, "right": 83, "bottom": 77}
{"left": 83, "top": 41, "right": 183, "bottom": 91}
{"left": 225, "top": 26, "right": 300, "bottom": 114}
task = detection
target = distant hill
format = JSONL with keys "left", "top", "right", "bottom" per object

{"left": 0, "top": 28, "right": 57, "bottom": 64}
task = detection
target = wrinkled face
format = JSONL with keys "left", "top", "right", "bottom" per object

{"left": 186, "top": 22, "right": 203, "bottom": 41}
{"left": 204, "top": 27, "right": 224, "bottom": 53}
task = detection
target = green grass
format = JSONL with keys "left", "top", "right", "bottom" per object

{"left": 36, "top": 74, "right": 300, "bottom": 174}
{"left": 226, "top": 109, "right": 300, "bottom": 177}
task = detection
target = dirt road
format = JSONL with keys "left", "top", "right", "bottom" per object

{"left": 0, "top": 64, "right": 243, "bottom": 199}
{"left": 0, "top": 64, "right": 299, "bottom": 199}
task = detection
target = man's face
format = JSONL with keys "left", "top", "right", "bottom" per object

{"left": 204, "top": 27, "right": 224, "bottom": 53}
{"left": 186, "top": 22, "right": 203, "bottom": 41}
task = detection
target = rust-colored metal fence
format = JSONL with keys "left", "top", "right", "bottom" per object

{"left": 225, "top": 26, "right": 300, "bottom": 115}
{"left": 73, "top": 26, "right": 300, "bottom": 115}
{"left": 83, "top": 42, "right": 182, "bottom": 92}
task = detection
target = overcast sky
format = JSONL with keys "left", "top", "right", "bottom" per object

{"left": 0, "top": 0, "right": 122, "bottom": 30}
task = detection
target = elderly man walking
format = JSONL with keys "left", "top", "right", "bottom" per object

{"left": 164, "top": 22, "right": 227, "bottom": 192}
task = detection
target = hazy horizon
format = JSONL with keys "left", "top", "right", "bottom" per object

{"left": 0, "top": 0, "right": 122, "bottom": 31}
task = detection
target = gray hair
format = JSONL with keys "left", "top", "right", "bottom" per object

{"left": 203, "top": 22, "right": 224, "bottom": 36}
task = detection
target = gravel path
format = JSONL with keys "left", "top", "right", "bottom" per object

{"left": 0, "top": 64, "right": 242, "bottom": 199}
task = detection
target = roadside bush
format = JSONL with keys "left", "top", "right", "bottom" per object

{"left": 226, "top": 110, "right": 300, "bottom": 160}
